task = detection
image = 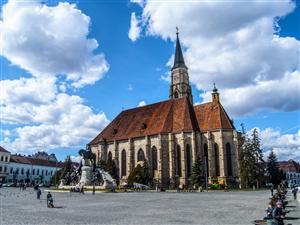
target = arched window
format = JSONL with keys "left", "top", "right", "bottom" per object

{"left": 121, "top": 150, "right": 126, "bottom": 177}
{"left": 186, "top": 144, "right": 192, "bottom": 177}
{"left": 226, "top": 143, "right": 232, "bottom": 176}
{"left": 174, "top": 91, "right": 179, "bottom": 98}
{"left": 21, "top": 168, "right": 24, "bottom": 175}
{"left": 214, "top": 143, "right": 220, "bottom": 177}
{"left": 176, "top": 145, "right": 182, "bottom": 177}
{"left": 137, "top": 149, "right": 145, "bottom": 162}
{"left": 108, "top": 151, "right": 112, "bottom": 161}
{"left": 204, "top": 143, "right": 209, "bottom": 177}
{"left": 0, "top": 156, "right": 3, "bottom": 161}
{"left": 152, "top": 146, "right": 158, "bottom": 171}
{"left": 5, "top": 156, "right": 8, "bottom": 162}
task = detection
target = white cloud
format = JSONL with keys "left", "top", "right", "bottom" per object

{"left": 70, "top": 155, "right": 82, "bottom": 164}
{"left": 130, "top": 0, "right": 145, "bottom": 7}
{"left": 132, "top": 0, "right": 300, "bottom": 116}
{"left": 258, "top": 127, "right": 300, "bottom": 161}
{"left": 201, "top": 71, "right": 300, "bottom": 116}
{"left": 137, "top": 100, "right": 146, "bottom": 107}
{"left": 0, "top": 91, "right": 110, "bottom": 154}
{"left": 127, "top": 84, "right": 133, "bottom": 91}
{"left": 1, "top": 1, "right": 109, "bottom": 88}
{"left": 128, "top": 12, "right": 141, "bottom": 42}
{"left": 0, "top": 1, "right": 110, "bottom": 154}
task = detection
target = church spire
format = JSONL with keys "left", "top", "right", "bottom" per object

{"left": 169, "top": 28, "right": 193, "bottom": 104}
{"left": 172, "top": 27, "right": 187, "bottom": 70}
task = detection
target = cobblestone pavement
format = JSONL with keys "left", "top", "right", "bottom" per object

{"left": 0, "top": 188, "right": 299, "bottom": 225}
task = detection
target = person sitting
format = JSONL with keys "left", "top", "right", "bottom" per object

{"left": 47, "top": 192, "right": 54, "bottom": 208}
{"left": 272, "top": 201, "right": 285, "bottom": 225}
{"left": 264, "top": 203, "right": 274, "bottom": 220}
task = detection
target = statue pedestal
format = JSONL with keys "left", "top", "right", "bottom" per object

{"left": 80, "top": 166, "right": 92, "bottom": 185}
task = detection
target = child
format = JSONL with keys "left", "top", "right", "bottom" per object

{"left": 264, "top": 203, "right": 273, "bottom": 220}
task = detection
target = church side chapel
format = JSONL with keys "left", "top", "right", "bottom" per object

{"left": 89, "top": 31, "right": 240, "bottom": 188}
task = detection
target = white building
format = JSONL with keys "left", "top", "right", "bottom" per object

{"left": 278, "top": 159, "right": 300, "bottom": 187}
{"left": 7, "top": 154, "right": 62, "bottom": 185}
{"left": 0, "top": 146, "right": 11, "bottom": 183}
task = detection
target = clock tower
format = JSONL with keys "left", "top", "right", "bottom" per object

{"left": 169, "top": 29, "right": 193, "bottom": 104}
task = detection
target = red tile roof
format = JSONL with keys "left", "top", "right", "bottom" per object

{"left": 278, "top": 160, "right": 300, "bottom": 173}
{"left": 10, "top": 155, "right": 64, "bottom": 168}
{"left": 90, "top": 97, "right": 234, "bottom": 144}
{"left": 194, "top": 102, "right": 234, "bottom": 131}
{"left": 0, "top": 146, "right": 10, "bottom": 153}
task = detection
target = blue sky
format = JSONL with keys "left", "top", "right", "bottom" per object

{"left": 1, "top": 0, "right": 299, "bottom": 162}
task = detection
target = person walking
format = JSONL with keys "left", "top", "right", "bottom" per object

{"left": 37, "top": 187, "right": 42, "bottom": 200}
{"left": 272, "top": 201, "right": 285, "bottom": 225}
{"left": 270, "top": 184, "right": 274, "bottom": 196}
{"left": 292, "top": 187, "right": 298, "bottom": 200}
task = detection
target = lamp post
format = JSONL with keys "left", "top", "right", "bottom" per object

{"left": 204, "top": 155, "right": 208, "bottom": 192}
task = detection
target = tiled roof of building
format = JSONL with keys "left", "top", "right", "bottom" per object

{"left": 278, "top": 159, "right": 300, "bottom": 173}
{"left": 90, "top": 97, "right": 234, "bottom": 144}
{"left": 194, "top": 102, "right": 234, "bottom": 131}
{"left": 10, "top": 155, "right": 64, "bottom": 168}
{"left": 0, "top": 146, "right": 10, "bottom": 153}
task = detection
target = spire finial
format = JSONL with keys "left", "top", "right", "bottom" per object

{"left": 176, "top": 26, "right": 179, "bottom": 36}
{"left": 213, "top": 82, "right": 218, "bottom": 93}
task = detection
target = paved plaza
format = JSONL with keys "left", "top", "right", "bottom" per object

{"left": 0, "top": 188, "right": 299, "bottom": 225}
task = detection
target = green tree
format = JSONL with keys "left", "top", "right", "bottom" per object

{"left": 104, "top": 157, "right": 119, "bottom": 185}
{"left": 251, "top": 128, "right": 266, "bottom": 188}
{"left": 190, "top": 156, "right": 205, "bottom": 188}
{"left": 127, "top": 161, "right": 150, "bottom": 185}
{"left": 267, "top": 150, "right": 281, "bottom": 187}
{"left": 238, "top": 125, "right": 266, "bottom": 189}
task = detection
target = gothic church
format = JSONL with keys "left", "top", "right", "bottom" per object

{"left": 90, "top": 32, "right": 240, "bottom": 188}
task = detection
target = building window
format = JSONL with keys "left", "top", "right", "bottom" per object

{"left": 37, "top": 169, "right": 39, "bottom": 175}
{"left": 0, "top": 156, "right": 3, "bottom": 161}
{"left": 226, "top": 143, "right": 232, "bottom": 176}
{"left": 16, "top": 168, "right": 19, "bottom": 175}
{"left": 176, "top": 145, "right": 182, "bottom": 177}
{"left": 108, "top": 151, "right": 112, "bottom": 161}
{"left": 152, "top": 146, "right": 158, "bottom": 171}
{"left": 50, "top": 171, "right": 53, "bottom": 176}
{"left": 46, "top": 170, "right": 48, "bottom": 176}
{"left": 4, "top": 166, "right": 7, "bottom": 173}
{"left": 32, "top": 169, "right": 35, "bottom": 175}
{"left": 5, "top": 156, "right": 8, "bottom": 162}
{"left": 186, "top": 144, "right": 192, "bottom": 177}
{"left": 204, "top": 143, "right": 209, "bottom": 177}
{"left": 121, "top": 150, "right": 126, "bottom": 177}
{"left": 174, "top": 91, "right": 179, "bottom": 98}
{"left": 21, "top": 168, "right": 24, "bottom": 175}
{"left": 10, "top": 167, "right": 13, "bottom": 174}
{"left": 214, "top": 143, "right": 220, "bottom": 177}
{"left": 0, "top": 166, "right": 2, "bottom": 172}
{"left": 137, "top": 149, "right": 145, "bottom": 162}
{"left": 42, "top": 170, "right": 44, "bottom": 176}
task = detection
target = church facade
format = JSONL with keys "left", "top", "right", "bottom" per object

{"left": 89, "top": 32, "right": 240, "bottom": 188}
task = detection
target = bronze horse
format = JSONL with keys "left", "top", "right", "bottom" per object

{"left": 78, "top": 148, "right": 96, "bottom": 171}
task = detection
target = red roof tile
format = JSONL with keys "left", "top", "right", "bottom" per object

{"left": 278, "top": 160, "right": 300, "bottom": 173}
{"left": 10, "top": 155, "right": 64, "bottom": 168}
{"left": 194, "top": 102, "right": 234, "bottom": 131}
{"left": 90, "top": 97, "right": 234, "bottom": 144}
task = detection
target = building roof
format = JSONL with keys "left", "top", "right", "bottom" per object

{"left": 90, "top": 97, "right": 234, "bottom": 144}
{"left": 278, "top": 159, "right": 300, "bottom": 173}
{"left": 0, "top": 146, "right": 10, "bottom": 153}
{"left": 194, "top": 102, "right": 234, "bottom": 131}
{"left": 10, "top": 155, "right": 64, "bottom": 168}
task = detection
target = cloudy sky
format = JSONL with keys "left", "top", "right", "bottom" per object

{"left": 1, "top": 0, "right": 299, "bottom": 162}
